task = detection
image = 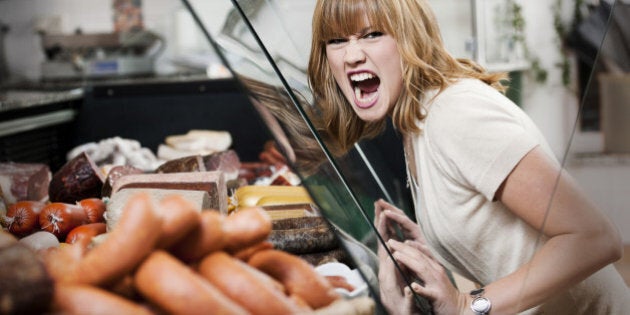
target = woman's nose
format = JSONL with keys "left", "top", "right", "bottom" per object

{"left": 343, "top": 40, "right": 366, "bottom": 65}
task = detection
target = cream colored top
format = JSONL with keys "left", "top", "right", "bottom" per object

{"left": 406, "top": 79, "right": 629, "bottom": 314}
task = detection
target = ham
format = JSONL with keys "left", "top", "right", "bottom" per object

{"left": 0, "top": 162, "right": 51, "bottom": 204}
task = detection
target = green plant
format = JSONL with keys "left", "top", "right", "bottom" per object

{"left": 506, "top": 0, "right": 549, "bottom": 83}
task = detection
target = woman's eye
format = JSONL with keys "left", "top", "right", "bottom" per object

{"left": 326, "top": 38, "right": 347, "bottom": 45}
{"left": 364, "top": 31, "right": 384, "bottom": 39}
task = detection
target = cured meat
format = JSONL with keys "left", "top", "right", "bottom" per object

{"left": 109, "top": 171, "right": 228, "bottom": 213}
{"left": 155, "top": 155, "right": 205, "bottom": 174}
{"left": 156, "top": 150, "right": 241, "bottom": 181}
{"left": 0, "top": 162, "right": 51, "bottom": 204}
{"left": 202, "top": 150, "right": 241, "bottom": 181}
{"left": 101, "top": 165, "right": 144, "bottom": 198}
{"left": 49, "top": 152, "right": 105, "bottom": 203}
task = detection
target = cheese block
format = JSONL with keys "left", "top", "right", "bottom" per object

{"left": 110, "top": 171, "right": 227, "bottom": 213}
{"left": 233, "top": 185, "right": 311, "bottom": 208}
{"left": 105, "top": 188, "right": 212, "bottom": 231}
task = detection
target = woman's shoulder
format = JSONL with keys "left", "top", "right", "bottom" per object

{"left": 434, "top": 78, "right": 503, "bottom": 102}
{"left": 426, "top": 78, "right": 518, "bottom": 118}
{"left": 422, "top": 78, "right": 527, "bottom": 141}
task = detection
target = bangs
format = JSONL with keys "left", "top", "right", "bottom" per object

{"left": 315, "top": 0, "right": 390, "bottom": 41}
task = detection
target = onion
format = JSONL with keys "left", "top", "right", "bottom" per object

{"left": 19, "top": 231, "right": 60, "bottom": 251}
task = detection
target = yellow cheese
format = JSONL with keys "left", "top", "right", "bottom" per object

{"left": 233, "top": 185, "right": 310, "bottom": 207}
{"left": 256, "top": 195, "right": 313, "bottom": 206}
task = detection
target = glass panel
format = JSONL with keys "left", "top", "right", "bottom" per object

{"left": 182, "top": 0, "right": 422, "bottom": 313}
{"left": 181, "top": 0, "right": 624, "bottom": 314}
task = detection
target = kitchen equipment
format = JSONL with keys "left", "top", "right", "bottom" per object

{"left": 40, "top": 30, "right": 164, "bottom": 80}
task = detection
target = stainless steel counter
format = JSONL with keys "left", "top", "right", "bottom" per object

{"left": 0, "top": 88, "right": 83, "bottom": 112}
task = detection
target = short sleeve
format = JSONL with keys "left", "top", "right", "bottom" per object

{"left": 424, "top": 84, "right": 538, "bottom": 201}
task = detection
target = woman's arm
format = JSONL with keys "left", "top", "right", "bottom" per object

{"left": 483, "top": 145, "right": 622, "bottom": 314}
{"left": 393, "top": 145, "right": 623, "bottom": 315}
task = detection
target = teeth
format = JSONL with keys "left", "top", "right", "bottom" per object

{"left": 350, "top": 72, "right": 374, "bottom": 82}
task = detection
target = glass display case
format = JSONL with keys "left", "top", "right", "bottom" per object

{"left": 181, "top": 0, "right": 625, "bottom": 314}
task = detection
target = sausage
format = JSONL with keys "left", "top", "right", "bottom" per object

{"left": 39, "top": 203, "right": 90, "bottom": 240}
{"left": 269, "top": 225, "right": 338, "bottom": 254}
{"left": 65, "top": 222, "right": 107, "bottom": 250}
{"left": 198, "top": 251, "right": 306, "bottom": 315}
{"left": 232, "top": 241, "right": 274, "bottom": 261}
{"left": 222, "top": 207, "right": 272, "bottom": 252}
{"left": 77, "top": 198, "right": 106, "bottom": 223}
{"left": 169, "top": 210, "right": 225, "bottom": 263}
{"left": 248, "top": 249, "right": 340, "bottom": 309}
{"left": 154, "top": 194, "right": 202, "bottom": 249}
{"left": 3, "top": 201, "right": 46, "bottom": 236}
{"left": 74, "top": 192, "right": 162, "bottom": 286}
{"left": 53, "top": 283, "right": 154, "bottom": 315}
{"left": 134, "top": 250, "right": 249, "bottom": 315}
{"left": 41, "top": 242, "right": 85, "bottom": 283}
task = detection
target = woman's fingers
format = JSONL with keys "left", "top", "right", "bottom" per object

{"left": 388, "top": 239, "right": 443, "bottom": 282}
{"left": 405, "top": 240, "right": 436, "bottom": 260}
{"left": 380, "top": 209, "right": 425, "bottom": 242}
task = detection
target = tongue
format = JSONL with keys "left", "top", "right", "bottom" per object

{"left": 357, "top": 77, "right": 379, "bottom": 93}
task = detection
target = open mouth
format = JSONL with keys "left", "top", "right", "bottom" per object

{"left": 349, "top": 72, "right": 380, "bottom": 107}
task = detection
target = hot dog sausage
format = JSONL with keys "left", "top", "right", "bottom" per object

{"left": 248, "top": 249, "right": 340, "bottom": 309}
{"left": 170, "top": 210, "right": 225, "bottom": 263}
{"left": 74, "top": 192, "right": 162, "bottom": 286}
{"left": 198, "top": 251, "right": 305, "bottom": 315}
{"left": 134, "top": 250, "right": 249, "bottom": 315}
{"left": 222, "top": 207, "right": 272, "bottom": 252}
{"left": 154, "top": 194, "right": 202, "bottom": 249}
{"left": 53, "top": 283, "right": 154, "bottom": 315}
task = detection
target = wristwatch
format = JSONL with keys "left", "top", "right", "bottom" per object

{"left": 470, "top": 288, "right": 492, "bottom": 315}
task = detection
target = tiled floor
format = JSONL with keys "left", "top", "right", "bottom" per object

{"left": 613, "top": 244, "right": 630, "bottom": 287}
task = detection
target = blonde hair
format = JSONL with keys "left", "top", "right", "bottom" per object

{"left": 308, "top": 0, "right": 507, "bottom": 155}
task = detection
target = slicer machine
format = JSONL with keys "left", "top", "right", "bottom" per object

{"left": 40, "top": 30, "right": 163, "bottom": 80}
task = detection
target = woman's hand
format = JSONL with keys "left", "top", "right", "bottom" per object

{"left": 387, "top": 239, "right": 468, "bottom": 315}
{"left": 377, "top": 245, "right": 422, "bottom": 315}
{"left": 374, "top": 199, "right": 425, "bottom": 244}
{"left": 375, "top": 199, "right": 434, "bottom": 314}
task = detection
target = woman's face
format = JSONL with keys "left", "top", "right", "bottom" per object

{"left": 325, "top": 16, "right": 403, "bottom": 122}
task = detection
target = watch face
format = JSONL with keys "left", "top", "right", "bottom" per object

{"left": 472, "top": 297, "right": 491, "bottom": 312}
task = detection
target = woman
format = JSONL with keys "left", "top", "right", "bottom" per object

{"left": 307, "top": 0, "right": 629, "bottom": 314}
